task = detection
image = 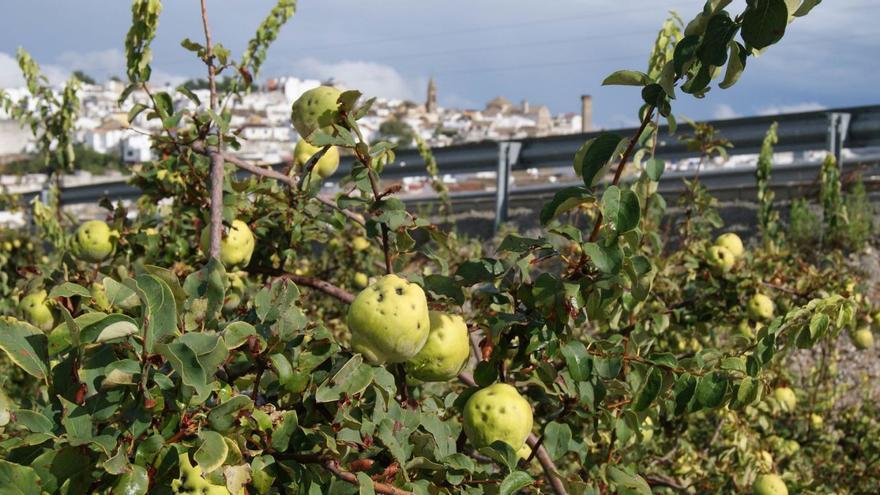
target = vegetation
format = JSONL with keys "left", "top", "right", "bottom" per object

{"left": 1, "top": 1, "right": 877, "bottom": 495}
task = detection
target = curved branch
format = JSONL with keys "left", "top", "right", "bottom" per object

{"left": 457, "top": 372, "right": 568, "bottom": 495}
{"left": 323, "top": 459, "right": 413, "bottom": 495}
{"left": 275, "top": 273, "right": 356, "bottom": 304}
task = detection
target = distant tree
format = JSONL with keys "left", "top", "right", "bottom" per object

{"left": 0, "top": 144, "right": 122, "bottom": 175}
{"left": 378, "top": 118, "right": 416, "bottom": 148}
{"left": 72, "top": 70, "right": 96, "bottom": 85}
{"left": 182, "top": 76, "right": 235, "bottom": 92}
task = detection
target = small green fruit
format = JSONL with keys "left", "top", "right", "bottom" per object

{"left": 293, "top": 139, "right": 340, "bottom": 180}
{"left": 757, "top": 450, "right": 774, "bottom": 472}
{"left": 748, "top": 294, "right": 775, "bottom": 321}
{"left": 752, "top": 474, "right": 788, "bottom": 495}
{"left": 774, "top": 387, "right": 796, "bottom": 412}
{"left": 853, "top": 327, "right": 874, "bottom": 350}
{"left": 347, "top": 274, "right": 430, "bottom": 364}
{"left": 463, "top": 383, "right": 533, "bottom": 452}
{"left": 707, "top": 245, "right": 736, "bottom": 272}
{"left": 353, "top": 272, "right": 369, "bottom": 289}
{"left": 19, "top": 290, "right": 54, "bottom": 331}
{"left": 406, "top": 311, "right": 470, "bottom": 382}
{"left": 90, "top": 283, "right": 111, "bottom": 311}
{"left": 736, "top": 319, "right": 754, "bottom": 339}
{"left": 352, "top": 236, "right": 370, "bottom": 252}
{"left": 199, "top": 220, "right": 256, "bottom": 269}
{"left": 73, "top": 220, "right": 115, "bottom": 263}
{"left": 715, "top": 232, "right": 744, "bottom": 259}
{"left": 810, "top": 413, "right": 823, "bottom": 428}
{"left": 290, "top": 85, "right": 341, "bottom": 142}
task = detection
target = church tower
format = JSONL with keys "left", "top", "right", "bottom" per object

{"left": 426, "top": 77, "right": 437, "bottom": 114}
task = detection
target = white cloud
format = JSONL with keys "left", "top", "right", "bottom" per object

{"left": 713, "top": 103, "right": 739, "bottom": 120}
{"left": 758, "top": 102, "right": 826, "bottom": 116}
{"left": 0, "top": 51, "right": 69, "bottom": 88}
{"left": 293, "top": 57, "right": 426, "bottom": 102}
{"left": 57, "top": 49, "right": 125, "bottom": 80}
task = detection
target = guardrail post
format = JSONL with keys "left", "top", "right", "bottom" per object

{"left": 827, "top": 112, "right": 851, "bottom": 172}
{"left": 494, "top": 141, "right": 521, "bottom": 232}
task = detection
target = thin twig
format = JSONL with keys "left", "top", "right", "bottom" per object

{"left": 588, "top": 105, "right": 656, "bottom": 243}
{"left": 274, "top": 273, "right": 356, "bottom": 304}
{"left": 322, "top": 459, "right": 413, "bottom": 495}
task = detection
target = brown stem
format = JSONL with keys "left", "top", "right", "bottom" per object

{"left": 588, "top": 105, "right": 656, "bottom": 243}
{"left": 322, "top": 459, "right": 413, "bottom": 495}
{"left": 200, "top": 0, "right": 224, "bottom": 258}
{"left": 274, "top": 273, "right": 356, "bottom": 304}
{"left": 458, "top": 372, "right": 568, "bottom": 495}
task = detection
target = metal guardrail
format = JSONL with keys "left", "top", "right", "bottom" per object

{"left": 12, "top": 104, "right": 880, "bottom": 228}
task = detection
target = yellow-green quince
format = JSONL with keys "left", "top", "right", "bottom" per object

{"left": 406, "top": 311, "right": 470, "bottom": 382}
{"left": 293, "top": 139, "right": 340, "bottom": 180}
{"left": 171, "top": 452, "right": 230, "bottom": 495}
{"left": 347, "top": 274, "right": 430, "bottom": 364}
{"left": 199, "top": 220, "right": 256, "bottom": 269}
{"left": 715, "top": 232, "right": 744, "bottom": 259}
{"left": 290, "top": 85, "right": 341, "bottom": 143}
{"left": 748, "top": 294, "right": 774, "bottom": 321}
{"left": 19, "top": 290, "right": 54, "bottom": 331}
{"left": 73, "top": 220, "right": 116, "bottom": 263}
{"left": 853, "top": 326, "right": 874, "bottom": 350}
{"left": 707, "top": 245, "right": 736, "bottom": 272}
{"left": 463, "top": 383, "right": 533, "bottom": 455}
{"left": 774, "top": 386, "right": 796, "bottom": 412}
{"left": 752, "top": 474, "right": 787, "bottom": 495}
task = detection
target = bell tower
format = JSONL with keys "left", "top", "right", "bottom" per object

{"left": 426, "top": 77, "right": 437, "bottom": 114}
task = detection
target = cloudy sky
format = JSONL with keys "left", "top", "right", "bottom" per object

{"left": 0, "top": 0, "right": 877, "bottom": 127}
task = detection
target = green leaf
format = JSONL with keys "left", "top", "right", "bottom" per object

{"left": 111, "top": 465, "right": 149, "bottom": 495}
{"left": 315, "top": 355, "right": 374, "bottom": 403}
{"left": 561, "top": 340, "right": 592, "bottom": 381}
{"left": 645, "top": 158, "right": 665, "bottom": 181}
{"left": 271, "top": 411, "right": 299, "bottom": 452}
{"left": 80, "top": 314, "right": 139, "bottom": 344}
{"left": 500, "top": 471, "right": 534, "bottom": 495}
{"left": 794, "top": 0, "right": 822, "bottom": 17}
{"left": 631, "top": 367, "right": 662, "bottom": 411}
{"left": 127, "top": 274, "right": 178, "bottom": 353}
{"left": 543, "top": 422, "right": 572, "bottom": 461}
{"left": 103, "top": 277, "right": 140, "bottom": 310}
{"left": 695, "top": 372, "right": 728, "bottom": 409}
{"left": 183, "top": 259, "right": 226, "bottom": 324}
{"left": 540, "top": 186, "right": 595, "bottom": 225}
{"left": 48, "top": 282, "right": 90, "bottom": 299}
{"left": 59, "top": 398, "right": 94, "bottom": 447}
{"left": 697, "top": 13, "right": 738, "bottom": 66}
{"left": 731, "top": 376, "right": 762, "bottom": 409}
{"left": 673, "top": 35, "right": 701, "bottom": 75}
{"left": 602, "top": 70, "right": 651, "bottom": 86}
{"left": 594, "top": 356, "right": 623, "bottom": 379}
{"left": 584, "top": 242, "right": 623, "bottom": 274}
{"left": 157, "top": 338, "right": 209, "bottom": 397}
{"left": 574, "top": 133, "right": 623, "bottom": 187}
{"left": 208, "top": 395, "right": 253, "bottom": 433}
{"left": 194, "top": 430, "right": 228, "bottom": 473}
{"left": 606, "top": 465, "right": 652, "bottom": 495}
{"left": 0, "top": 319, "right": 49, "bottom": 380}
{"left": 357, "top": 472, "right": 375, "bottom": 495}
{"left": 601, "top": 186, "right": 641, "bottom": 233}
{"left": 498, "top": 235, "right": 549, "bottom": 253}
{"left": 423, "top": 275, "right": 465, "bottom": 306}
{"left": 741, "top": 0, "right": 789, "bottom": 50}
{"left": 0, "top": 460, "right": 41, "bottom": 495}
{"left": 719, "top": 41, "right": 747, "bottom": 89}
{"left": 672, "top": 374, "right": 697, "bottom": 414}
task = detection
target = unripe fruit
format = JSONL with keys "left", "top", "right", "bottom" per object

{"left": 748, "top": 294, "right": 775, "bottom": 321}
{"left": 810, "top": 413, "right": 823, "bottom": 428}
{"left": 853, "top": 327, "right": 874, "bottom": 350}
{"left": 73, "top": 220, "right": 115, "bottom": 263}
{"left": 353, "top": 272, "right": 369, "bottom": 289}
{"left": 90, "top": 283, "right": 111, "bottom": 312}
{"left": 706, "top": 245, "right": 736, "bottom": 272}
{"left": 752, "top": 474, "right": 788, "bottom": 495}
{"left": 352, "top": 236, "right": 370, "bottom": 252}
{"left": 715, "top": 232, "right": 744, "bottom": 259}
{"left": 293, "top": 139, "right": 340, "bottom": 180}
{"left": 199, "top": 220, "right": 256, "bottom": 269}
{"left": 170, "top": 453, "right": 230, "bottom": 495}
{"left": 290, "top": 85, "right": 341, "bottom": 143}
{"left": 18, "top": 290, "right": 54, "bottom": 331}
{"left": 774, "top": 387, "right": 796, "bottom": 412}
{"left": 406, "top": 311, "right": 470, "bottom": 382}
{"left": 736, "top": 319, "right": 754, "bottom": 339}
{"left": 757, "top": 450, "right": 774, "bottom": 472}
{"left": 463, "top": 383, "right": 533, "bottom": 453}
{"left": 347, "top": 274, "right": 430, "bottom": 364}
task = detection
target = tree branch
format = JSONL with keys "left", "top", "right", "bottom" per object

{"left": 588, "top": 105, "right": 656, "bottom": 243}
{"left": 458, "top": 372, "right": 568, "bottom": 495}
{"left": 274, "top": 273, "right": 355, "bottom": 304}
{"left": 199, "top": 0, "right": 224, "bottom": 258}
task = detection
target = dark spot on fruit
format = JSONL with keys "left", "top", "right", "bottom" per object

{"left": 377, "top": 293, "right": 384, "bottom": 302}
{"left": 395, "top": 287, "right": 404, "bottom": 295}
